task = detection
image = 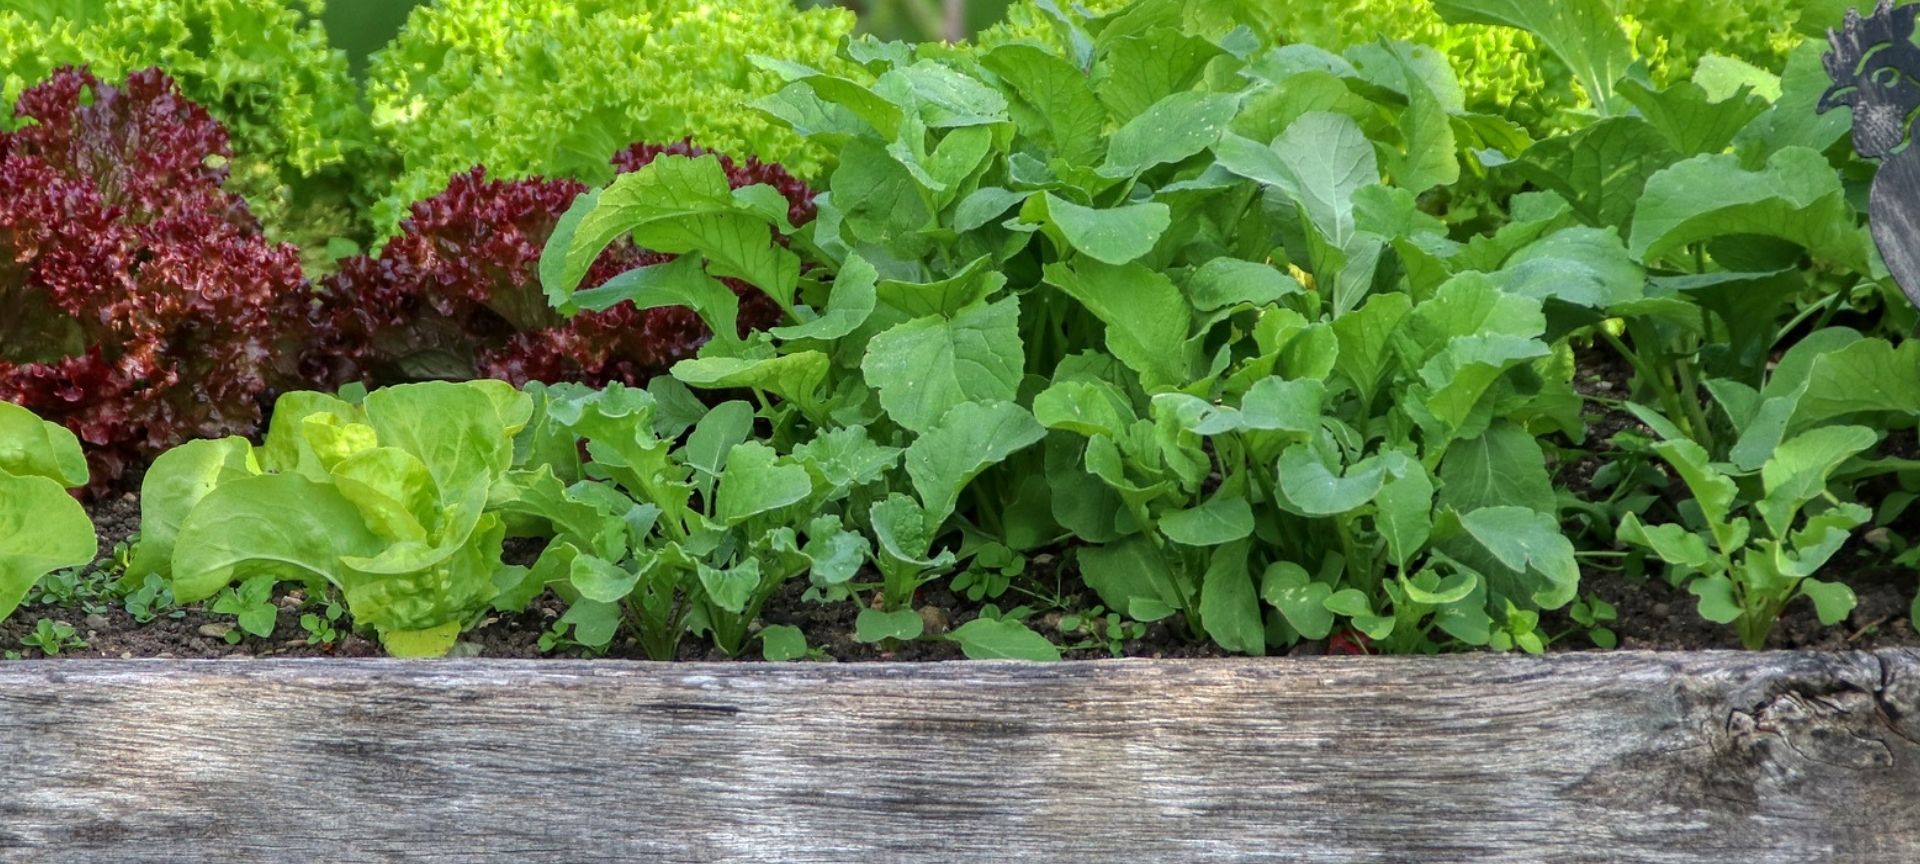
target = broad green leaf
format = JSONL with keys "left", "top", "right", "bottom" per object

{"left": 171, "top": 473, "right": 385, "bottom": 603}
{"left": 697, "top": 559, "right": 763, "bottom": 616}
{"left": 1433, "top": 0, "right": 1632, "bottom": 110}
{"left": 1652, "top": 438, "right": 1742, "bottom": 555}
{"left": 1160, "top": 493, "right": 1255, "bottom": 547}
{"left": 1798, "top": 578, "right": 1857, "bottom": 626}
{"left": 1617, "top": 78, "right": 1768, "bottom": 158}
{"left": 1200, "top": 541, "right": 1264, "bottom": 655}
{"left": 1688, "top": 574, "right": 1743, "bottom": 624}
{"left": 1511, "top": 117, "right": 1679, "bottom": 230}
{"left": 1416, "top": 334, "right": 1551, "bottom": 436}
{"left": 1758, "top": 426, "right": 1877, "bottom": 538}
{"left": 1375, "top": 40, "right": 1460, "bottom": 192}
{"left": 363, "top": 381, "right": 523, "bottom": 509}
{"left": 542, "top": 156, "right": 799, "bottom": 310}
{"left": 1323, "top": 588, "right": 1375, "bottom": 618}
{"left": 1629, "top": 148, "right": 1872, "bottom": 272}
{"left": 981, "top": 43, "right": 1106, "bottom": 165}
{"left": 128, "top": 437, "right": 259, "bottom": 581}
{"left": 1187, "top": 258, "right": 1301, "bottom": 313}
{"left": 1398, "top": 569, "right": 1479, "bottom": 606}
{"left": 1237, "top": 378, "right": 1326, "bottom": 435}
{"left": 886, "top": 61, "right": 1010, "bottom": 127}
{"left": 869, "top": 494, "right": 959, "bottom": 571}
{"left": 1043, "top": 260, "right": 1190, "bottom": 386}
{"left": 1261, "top": 562, "right": 1334, "bottom": 640}
{"left": 328, "top": 448, "right": 437, "bottom": 544}
{"left": 1780, "top": 504, "right": 1870, "bottom": 580}
{"left": 0, "top": 472, "right": 95, "bottom": 620}
{"left": 874, "top": 256, "right": 1007, "bottom": 319}
{"left": 1437, "top": 423, "right": 1556, "bottom": 516}
{"left": 1275, "top": 444, "right": 1386, "bottom": 517}
{"left": 1454, "top": 506, "right": 1581, "bottom": 609}
{"left": 771, "top": 253, "right": 879, "bottom": 342}
{"left": 1092, "top": 28, "right": 1224, "bottom": 122}
{"left": 1099, "top": 91, "right": 1240, "bottom": 178}
{"left": 673, "top": 352, "right": 831, "bottom": 417}
{"left": 1077, "top": 536, "right": 1181, "bottom": 622}
{"left": 1375, "top": 466, "right": 1435, "bottom": 569}
{"left": 258, "top": 391, "right": 361, "bottom": 478}
{"left": 854, "top": 607, "right": 925, "bottom": 643}
{"left": 1735, "top": 41, "right": 1853, "bottom": 158}
{"left": 683, "top": 401, "right": 756, "bottom": 505}
{"left": 1490, "top": 227, "right": 1644, "bottom": 313}
{"left": 568, "top": 255, "right": 741, "bottom": 346}
{"left": 863, "top": 297, "right": 1024, "bottom": 434}
{"left": 947, "top": 618, "right": 1062, "bottom": 661}
{"left": 716, "top": 442, "right": 814, "bottom": 527}
{"left": 1401, "top": 273, "right": 1547, "bottom": 363}
{"left": 905, "top": 401, "right": 1046, "bottom": 522}
{"left": 954, "top": 187, "right": 1032, "bottom": 232}
{"left": 1789, "top": 338, "right": 1920, "bottom": 432}
{"left": 832, "top": 138, "right": 936, "bottom": 252}
{"left": 1618, "top": 514, "right": 1716, "bottom": 571}
{"left": 1332, "top": 292, "right": 1413, "bottom": 408}
{"left": 1035, "top": 379, "right": 1137, "bottom": 438}
{"left": 0, "top": 401, "right": 87, "bottom": 487}
{"left": 1216, "top": 113, "right": 1377, "bottom": 256}
{"left": 761, "top": 624, "right": 810, "bottom": 661}
{"left": 1039, "top": 194, "right": 1171, "bottom": 265}
{"left": 570, "top": 554, "right": 641, "bottom": 604}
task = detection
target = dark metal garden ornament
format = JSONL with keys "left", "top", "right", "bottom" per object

{"left": 1820, "top": 0, "right": 1920, "bottom": 308}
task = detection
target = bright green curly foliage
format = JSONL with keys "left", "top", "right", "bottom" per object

{"left": 366, "top": 0, "right": 855, "bottom": 239}
{"left": 0, "top": 0, "right": 381, "bottom": 263}
{"left": 982, "top": 0, "right": 1808, "bottom": 123}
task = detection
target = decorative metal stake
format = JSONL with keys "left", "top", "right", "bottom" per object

{"left": 1820, "top": 0, "right": 1920, "bottom": 307}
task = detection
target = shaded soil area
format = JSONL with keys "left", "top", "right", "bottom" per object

{"left": 7, "top": 347, "right": 1915, "bottom": 662}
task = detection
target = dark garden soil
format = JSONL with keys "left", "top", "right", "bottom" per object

{"left": 7, "top": 349, "right": 1915, "bottom": 662}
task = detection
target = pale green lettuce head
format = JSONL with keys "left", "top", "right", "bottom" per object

{"left": 0, "top": 402, "right": 95, "bottom": 622}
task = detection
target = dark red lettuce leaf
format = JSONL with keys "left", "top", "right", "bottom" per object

{"left": 307, "top": 139, "right": 813, "bottom": 389}
{"left": 0, "top": 67, "right": 308, "bottom": 486}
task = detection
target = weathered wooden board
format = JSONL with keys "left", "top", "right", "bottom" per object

{"left": 0, "top": 651, "right": 1914, "bottom": 863}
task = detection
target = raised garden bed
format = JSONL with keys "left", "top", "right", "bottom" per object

{"left": 6, "top": 2, "right": 1920, "bottom": 860}
{"left": 1, "top": 651, "right": 1914, "bottom": 862}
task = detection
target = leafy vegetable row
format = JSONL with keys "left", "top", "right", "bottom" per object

{"left": 2, "top": 0, "right": 1914, "bottom": 657}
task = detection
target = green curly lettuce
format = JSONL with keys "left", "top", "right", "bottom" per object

{"left": 980, "top": 0, "right": 1810, "bottom": 126}
{"left": 365, "top": 0, "right": 855, "bottom": 239}
{"left": 0, "top": 0, "right": 383, "bottom": 265}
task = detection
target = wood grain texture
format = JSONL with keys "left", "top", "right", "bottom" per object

{"left": 0, "top": 651, "right": 1915, "bottom": 863}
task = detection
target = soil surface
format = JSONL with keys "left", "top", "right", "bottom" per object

{"left": 7, "top": 349, "right": 1915, "bottom": 662}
